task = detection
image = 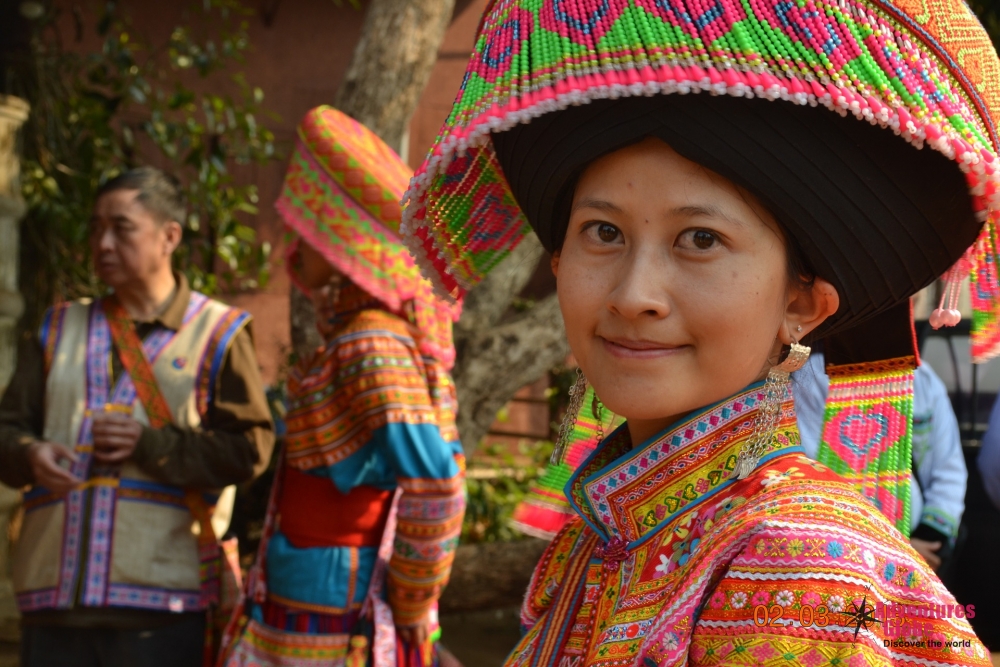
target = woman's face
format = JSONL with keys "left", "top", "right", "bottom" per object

{"left": 295, "top": 239, "right": 338, "bottom": 290}
{"left": 554, "top": 137, "right": 836, "bottom": 443}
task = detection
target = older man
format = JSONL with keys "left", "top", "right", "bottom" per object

{"left": 0, "top": 167, "right": 274, "bottom": 667}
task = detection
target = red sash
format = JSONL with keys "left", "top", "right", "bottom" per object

{"left": 103, "top": 295, "right": 220, "bottom": 667}
{"left": 278, "top": 466, "right": 392, "bottom": 548}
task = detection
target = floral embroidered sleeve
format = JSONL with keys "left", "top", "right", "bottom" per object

{"left": 337, "top": 323, "right": 465, "bottom": 626}
{"left": 688, "top": 473, "right": 988, "bottom": 667}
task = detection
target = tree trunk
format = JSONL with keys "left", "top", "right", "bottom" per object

{"left": 333, "top": 0, "right": 456, "bottom": 154}
{"left": 450, "top": 236, "right": 570, "bottom": 451}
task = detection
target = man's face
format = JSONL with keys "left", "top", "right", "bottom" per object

{"left": 89, "top": 189, "right": 180, "bottom": 289}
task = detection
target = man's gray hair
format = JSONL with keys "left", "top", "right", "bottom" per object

{"left": 96, "top": 166, "right": 186, "bottom": 224}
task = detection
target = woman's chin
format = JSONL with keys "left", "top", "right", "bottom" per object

{"left": 600, "top": 388, "right": 697, "bottom": 424}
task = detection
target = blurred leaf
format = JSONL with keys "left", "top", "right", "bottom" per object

{"left": 14, "top": 0, "right": 279, "bottom": 320}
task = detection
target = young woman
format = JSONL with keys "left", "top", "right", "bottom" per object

{"left": 400, "top": 0, "right": 1000, "bottom": 664}
{"left": 221, "top": 106, "right": 464, "bottom": 666}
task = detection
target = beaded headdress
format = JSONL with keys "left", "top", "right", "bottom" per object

{"left": 277, "top": 106, "right": 460, "bottom": 367}
{"left": 401, "top": 0, "right": 1000, "bottom": 361}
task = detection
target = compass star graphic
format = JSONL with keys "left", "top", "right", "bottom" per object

{"left": 842, "top": 589, "right": 882, "bottom": 643}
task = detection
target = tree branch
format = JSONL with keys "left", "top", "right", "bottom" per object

{"left": 452, "top": 233, "right": 545, "bottom": 359}
{"left": 453, "top": 291, "right": 569, "bottom": 452}
{"left": 333, "top": 0, "right": 455, "bottom": 152}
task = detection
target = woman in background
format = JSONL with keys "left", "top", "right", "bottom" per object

{"left": 221, "top": 106, "right": 464, "bottom": 667}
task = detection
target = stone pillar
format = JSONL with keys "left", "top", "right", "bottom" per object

{"left": 0, "top": 95, "right": 29, "bottom": 643}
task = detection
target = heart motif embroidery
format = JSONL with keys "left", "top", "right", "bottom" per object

{"left": 821, "top": 405, "right": 903, "bottom": 466}
{"left": 839, "top": 412, "right": 889, "bottom": 458}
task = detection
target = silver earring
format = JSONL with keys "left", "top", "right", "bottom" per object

{"left": 552, "top": 368, "right": 588, "bottom": 464}
{"left": 734, "top": 341, "right": 811, "bottom": 480}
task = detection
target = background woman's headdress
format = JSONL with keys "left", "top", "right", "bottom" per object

{"left": 278, "top": 106, "right": 460, "bottom": 367}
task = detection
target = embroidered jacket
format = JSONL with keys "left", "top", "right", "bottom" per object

{"left": 264, "top": 306, "right": 464, "bottom": 628}
{"left": 506, "top": 385, "right": 987, "bottom": 667}
{"left": 11, "top": 293, "right": 253, "bottom": 614}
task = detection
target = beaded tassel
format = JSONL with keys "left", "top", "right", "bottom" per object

{"left": 815, "top": 358, "right": 916, "bottom": 536}
{"left": 971, "top": 222, "right": 1000, "bottom": 361}
{"left": 512, "top": 383, "right": 617, "bottom": 540}
{"left": 930, "top": 259, "right": 969, "bottom": 329}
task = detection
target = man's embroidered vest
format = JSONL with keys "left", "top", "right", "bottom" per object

{"left": 12, "top": 293, "right": 250, "bottom": 614}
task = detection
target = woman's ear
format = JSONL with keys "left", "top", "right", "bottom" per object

{"left": 551, "top": 251, "right": 561, "bottom": 277}
{"left": 781, "top": 277, "right": 839, "bottom": 344}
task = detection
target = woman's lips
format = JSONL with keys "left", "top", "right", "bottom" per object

{"left": 599, "top": 335, "right": 687, "bottom": 359}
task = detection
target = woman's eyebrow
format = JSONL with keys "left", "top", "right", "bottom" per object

{"left": 672, "top": 204, "right": 745, "bottom": 228}
{"left": 571, "top": 197, "right": 624, "bottom": 215}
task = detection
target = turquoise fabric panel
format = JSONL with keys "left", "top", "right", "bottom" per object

{"left": 306, "top": 440, "right": 395, "bottom": 494}
{"left": 376, "top": 421, "right": 461, "bottom": 480}
{"left": 307, "top": 422, "right": 460, "bottom": 492}
{"left": 266, "top": 532, "right": 376, "bottom": 609}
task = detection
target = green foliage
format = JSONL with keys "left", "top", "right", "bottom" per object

{"left": 13, "top": 0, "right": 276, "bottom": 319}
{"left": 462, "top": 439, "right": 554, "bottom": 544}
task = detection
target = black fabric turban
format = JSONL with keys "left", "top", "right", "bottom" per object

{"left": 491, "top": 94, "right": 980, "bottom": 341}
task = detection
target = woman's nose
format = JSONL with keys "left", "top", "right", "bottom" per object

{"left": 607, "top": 249, "right": 671, "bottom": 320}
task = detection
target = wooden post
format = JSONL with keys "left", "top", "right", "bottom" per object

{"left": 0, "top": 94, "right": 29, "bottom": 643}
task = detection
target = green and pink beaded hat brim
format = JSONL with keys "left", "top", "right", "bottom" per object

{"left": 400, "top": 0, "right": 1000, "bottom": 361}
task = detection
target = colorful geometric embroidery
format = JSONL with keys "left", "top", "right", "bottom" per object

{"left": 39, "top": 301, "right": 70, "bottom": 377}
{"left": 579, "top": 386, "right": 797, "bottom": 543}
{"left": 221, "top": 619, "right": 351, "bottom": 666}
{"left": 278, "top": 105, "right": 460, "bottom": 368}
{"left": 195, "top": 307, "right": 251, "bottom": 418}
{"left": 816, "top": 356, "right": 916, "bottom": 535}
{"left": 284, "top": 310, "right": 454, "bottom": 471}
{"left": 103, "top": 296, "right": 175, "bottom": 430}
{"left": 502, "top": 388, "right": 988, "bottom": 666}
{"left": 400, "top": 0, "right": 1000, "bottom": 361}
{"left": 511, "top": 384, "right": 619, "bottom": 540}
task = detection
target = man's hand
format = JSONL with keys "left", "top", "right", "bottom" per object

{"left": 910, "top": 537, "right": 943, "bottom": 571}
{"left": 396, "top": 613, "right": 431, "bottom": 648}
{"left": 91, "top": 413, "right": 143, "bottom": 464}
{"left": 26, "top": 441, "right": 80, "bottom": 495}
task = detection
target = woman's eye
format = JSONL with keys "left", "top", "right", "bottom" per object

{"left": 681, "top": 229, "right": 719, "bottom": 250}
{"left": 596, "top": 223, "right": 620, "bottom": 243}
